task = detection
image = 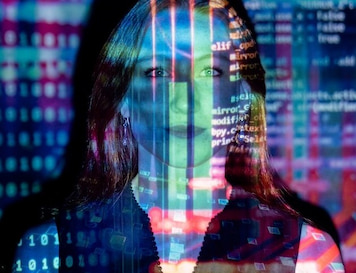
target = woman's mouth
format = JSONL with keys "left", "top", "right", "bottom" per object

{"left": 167, "top": 125, "right": 206, "bottom": 138}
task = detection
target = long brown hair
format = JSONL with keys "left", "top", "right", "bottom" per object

{"left": 71, "top": 0, "right": 298, "bottom": 217}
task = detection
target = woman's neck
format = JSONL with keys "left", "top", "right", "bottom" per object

{"left": 131, "top": 146, "right": 229, "bottom": 268}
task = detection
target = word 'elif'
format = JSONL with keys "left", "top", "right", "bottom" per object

{"left": 211, "top": 41, "right": 232, "bottom": 51}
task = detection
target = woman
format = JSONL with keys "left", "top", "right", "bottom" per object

{"left": 14, "top": 0, "right": 344, "bottom": 272}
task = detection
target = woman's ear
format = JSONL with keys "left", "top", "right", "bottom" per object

{"left": 241, "top": 79, "right": 252, "bottom": 96}
{"left": 120, "top": 98, "right": 130, "bottom": 118}
{"left": 237, "top": 80, "right": 252, "bottom": 113}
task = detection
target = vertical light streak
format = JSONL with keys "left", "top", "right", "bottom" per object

{"left": 149, "top": 0, "right": 158, "bottom": 201}
{"left": 189, "top": 0, "right": 195, "bottom": 152}
{"left": 189, "top": 0, "right": 195, "bottom": 80}
{"left": 189, "top": 0, "right": 197, "bottom": 212}
{"left": 170, "top": 0, "right": 176, "bottom": 81}
{"left": 150, "top": 0, "right": 157, "bottom": 101}
{"left": 209, "top": 2, "right": 214, "bottom": 44}
{"left": 208, "top": 0, "right": 214, "bottom": 118}
{"left": 169, "top": 0, "right": 176, "bottom": 175}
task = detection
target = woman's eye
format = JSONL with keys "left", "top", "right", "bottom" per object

{"left": 144, "top": 67, "right": 169, "bottom": 77}
{"left": 200, "top": 67, "right": 223, "bottom": 77}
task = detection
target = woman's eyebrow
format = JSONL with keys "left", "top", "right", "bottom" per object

{"left": 136, "top": 56, "right": 155, "bottom": 63}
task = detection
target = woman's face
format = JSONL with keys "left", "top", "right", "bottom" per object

{"left": 126, "top": 7, "right": 241, "bottom": 168}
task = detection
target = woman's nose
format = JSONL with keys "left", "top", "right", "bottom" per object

{"left": 169, "top": 81, "right": 201, "bottom": 114}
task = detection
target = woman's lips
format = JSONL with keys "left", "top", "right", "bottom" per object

{"left": 167, "top": 125, "right": 206, "bottom": 138}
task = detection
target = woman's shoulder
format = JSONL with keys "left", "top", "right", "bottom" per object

{"left": 296, "top": 222, "right": 345, "bottom": 273}
{"left": 13, "top": 219, "right": 59, "bottom": 273}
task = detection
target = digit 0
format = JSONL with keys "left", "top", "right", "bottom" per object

{"left": 28, "top": 259, "right": 36, "bottom": 271}
{"left": 41, "top": 234, "right": 48, "bottom": 245}
{"left": 53, "top": 257, "right": 60, "bottom": 269}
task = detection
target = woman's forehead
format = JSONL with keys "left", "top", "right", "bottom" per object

{"left": 138, "top": 8, "right": 230, "bottom": 57}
